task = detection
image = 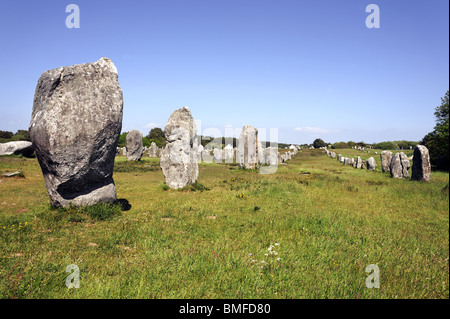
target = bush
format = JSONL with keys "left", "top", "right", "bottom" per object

{"left": 331, "top": 142, "right": 349, "bottom": 149}
{"left": 0, "top": 130, "right": 14, "bottom": 139}
{"left": 373, "top": 141, "right": 397, "bottom": 150}
{"left": 142, "top": 137, "right": 151, "bottom": 147}
{"left": 117, "top": 132, "right": 128, "bottom": 147}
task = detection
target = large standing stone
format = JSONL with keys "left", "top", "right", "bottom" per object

{"left": 380, "top": 151, "right": 393, "bottom": 173}
{"left": 160, "top": 106, "right": 198, "bottom": 189}
{"left": 0, "top": 141, "right": 34, "bottom": 157}
{"left": 126, "top": 130, "right": 144, "bottom": 161}
{"left": 238, "top": 125, "right": 258, "bottom": 169}
{"left": 390, "top": 152, "right": 410, "bottom": 178}
{"left": 29, "top": 57, "right": 123, "bottom": 207}
{"left": 366, "top": 157, "right": 376, "bottom": 171}
{"left": 411, "top": 145, "right": 431, "bottom": 182}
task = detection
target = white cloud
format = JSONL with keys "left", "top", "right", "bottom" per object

{"left": 293, "top": 126, "right": 338, "bottom": 134}
{"left": 145, "top": 122, "right": 160, "bottom": 129}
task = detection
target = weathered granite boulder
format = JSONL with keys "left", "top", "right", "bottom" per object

{"left": 390, "top": 152, "right": 410, "bottom": 178}
{"left": 356, "top": 156, "right": 363, "bottom": 169}
{"left": 0, "top": 141, "right": 34, "bottom": 157}
{"left": 366, "top": 157, "right": 376, "bottom": 171}
{"left": 126, "top": 130, "right": 144, "bottom": 161}
{"left": 411, "top": 145, "right": 431, "bottom": 182}
{"left": 380, "top": 151, "right": 393, "bottom": 173}
{"left": 29, "top": 57, "right": 123, "bottom": 207}
{"left": 238, "top": 125, "right": 258, "bottom": 169}
{"left": 148, "top": 142, "right": 158, "bottom": 158}
{"left": 160, "top": 106, "right": 198, "bottom": 189}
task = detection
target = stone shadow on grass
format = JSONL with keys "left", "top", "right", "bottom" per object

{"left": 116, "top": 198, "right": 132, "bottom": 211}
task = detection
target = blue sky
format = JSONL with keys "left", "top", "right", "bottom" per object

{"left": 0, "top": 0, "right": 448, "bottom": 144}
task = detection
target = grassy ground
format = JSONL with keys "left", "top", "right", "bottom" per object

{"left": 0, "top": 149, "right": 448, "bottom": 299}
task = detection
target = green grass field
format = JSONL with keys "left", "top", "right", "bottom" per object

{"left": 0, "top": 149, "right": 448, "bottom": 299}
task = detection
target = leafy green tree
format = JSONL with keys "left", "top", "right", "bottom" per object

{"left": 312, "top": 138, "right": 326, "bottom": 148}
{"left": 142, "top": 137, "right": 151, "bottom": 147}
{"left": 422, "top": 90, "right": 449, "bottom": 171}
{"left": 0, "top": 130, "right": 14, "bottom": 139}
{"left": 117, "top": 132, "right": 128, "bottom": 147}
{"left": 356, "top": 141, "right": 366, "bottom": 147}
{"left": 347, "top": 141, "right": 356, "bottom": 148}
{"left": 397, "top": 140, "right": 410, "bottom": 150}
{"left": 145, "top": 127, "right": 166, "bottom": 148}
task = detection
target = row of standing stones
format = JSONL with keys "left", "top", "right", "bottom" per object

{"left": 324, "top": 145, "right": 431, "bottom": 182}
{"left": 120, "top": 126, "right": 297, "bottom": 166}
{"left": 24, "top": 57, "right": 297, "bottom": 207}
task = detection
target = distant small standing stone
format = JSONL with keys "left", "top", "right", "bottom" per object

{"left": 126, "top": 130, "right": 144, "bottom": 161}
{"left": 380, "top": 151, "right": 393, "bottom": 173}
{"left": 366, "top": 157, "right": 376, "bottom": 171}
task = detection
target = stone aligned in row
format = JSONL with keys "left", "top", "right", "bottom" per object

{"left": 326, "top": 145, "right": 431, "bottom": 181}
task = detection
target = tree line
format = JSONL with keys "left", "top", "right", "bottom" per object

{"left": 312, "top": 139, "right": 419, "bottom": 151}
